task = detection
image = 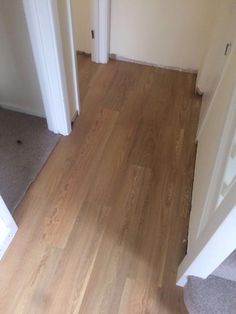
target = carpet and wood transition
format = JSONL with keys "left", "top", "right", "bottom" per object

{"left": 0, "top": 108, "right": 59, "bottom": 213}
{"left": 184, "top": 250, "right": 236, "bottom": 314}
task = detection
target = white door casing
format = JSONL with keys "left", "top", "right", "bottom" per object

{"left": 57, "top": 0, "right": 80, "bottom": 119}
{"left": 91, "top": 0, "right": 111, "bottom": 64}
{"left": 177, "top": 122, "right": 236, "bottom": 286}
{"left": 0, "top": 196, "right": 18, "bottom": 260}
{"left": 23, "top": 0, "right": 109, "bottom": 135}
{"left": 67, "top": 0, "right": 80, "bottom": 114}
{"left": 196, "top": 0, "right": 236, "bottom": 139}
{"left": 177, "top": 45, "right": 236, "bottom": 286}
{"left": 23, "top": 0, "right": 72, "bottom": 136}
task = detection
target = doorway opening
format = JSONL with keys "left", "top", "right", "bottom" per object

{"left": 71, "top": 0, "right": 111, "bottom": 64}
{"left": 70, "top": 0, "right": 111, "bottom": 112}
{"left": 0, "top": 0, "right": 60, "bottom": 214}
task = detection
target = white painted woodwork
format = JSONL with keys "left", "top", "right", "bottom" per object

{"left": 57, "top": 0, "right": 80, "bottom": 118}
{"left": 23, "top": 0, "right": 72, "bottom": 135}
{"left": 191, "top": 49, "right": 236, "bottom": 244}
{"left": 91, "top": 0, "right": 111, "bottom": 64}
{"left": 177, "top": 45, "right": 236, "bottom": 286}
{"left": 197, "top": 0, "right": 236, "bottom": 137}
{"left": 177, "top": 188, "right": 236, "bottom": 286}
{"left": 0, "top": 196, "right": 18, "bottom": 260}
{"left": 218, "top": 132, "right": 236, "bottom": 207}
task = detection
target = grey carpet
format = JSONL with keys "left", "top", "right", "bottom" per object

{"left": 184, "top": 275, "right": 236, "bottom": 314}
{"left": 0, "top": 108, "right": 60, "bottom": 213}
{"left": 213, "top": 250, "right": 236, "bottom": 282}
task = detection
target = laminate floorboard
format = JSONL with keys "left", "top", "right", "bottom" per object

{"left": 0, "top": 55, "right": 201, "bottom": 314}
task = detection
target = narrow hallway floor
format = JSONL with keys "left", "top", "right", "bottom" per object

{"left": 0, "top": 55, "right": 201, "bottom": 314}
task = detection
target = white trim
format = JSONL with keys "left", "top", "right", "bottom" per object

{"left": 91, "top": 0, "right": 97, "bottom": 63}
{"left": 98, "top": 0, "right": 110, "bottom": 64}
{"left": 0, "top": 196, "right": 18, "bottom": 260}
{"left": 177, "top": 182, "right": 236, "bottom": 286}
{"left": 197, "top": 83, "right": 236, "bottom": 237}
{"left": 177, "top": 58, "right": 236, "bottom": 286}
{"left": 91, "top": 0, "right": 111, "bottom": 64}
{"left": 110, "top": 54, "right": 198, "bottom": 74}
{"left": 67, "top": 0, "right": 80, "bottom": 113}
{"left": 0, "top": 102, "right": 45, "bottom": 118}
{"left": 23, "top": 0, "right": 71, "bottom": 136}
{"left": 91, "top": 0, "right": 99, "bottom": 63}
{"left": 197, "top": 43, "right": 236, "bottom": 140}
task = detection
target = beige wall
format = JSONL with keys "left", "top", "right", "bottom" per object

{"left": 0, "top": 0, "right": 44, "bottom": 117}
{"left": 110, "top": 0, "right": 217, "bottom": 71}
{"left": 71, "top": 0, "right": 91, "bottom": 53}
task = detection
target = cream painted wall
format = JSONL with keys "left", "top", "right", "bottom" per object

{"left": 0, "top": 0, "right": 44, "bottom": 117}
{"left": 71, "top": 0, "right": 91, "bottom": 53}
{"left": 110, "top": 0, "right": 217, "bottom": 71}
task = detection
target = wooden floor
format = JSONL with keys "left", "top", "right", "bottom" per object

{"left": 0, "top": 55, "right": 201, "bottom": 314}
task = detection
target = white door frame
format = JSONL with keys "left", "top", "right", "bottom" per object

{"left": 0, "top": 196, "right": 18, "bottom": 260}
{"left": 23, "top": 0, "right": 72, "bottom": 136}
{"left": 91, "top": 0, "right": 111, "bottom": 64}
{"left": 177, "top": 62, "right": 236, "bottom": 286}
{"left": 67, "top": 0, "right": 80, "bottom": 114}
{"left": 22, "top": 0, "right": 110, "bottom": 135}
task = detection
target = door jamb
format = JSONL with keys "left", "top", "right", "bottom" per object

{"left": 0, "top": 196, "right": 18, "bottom": 260}
{"left": 177, "top": 52, "right": 236, "bottom": 286}
{"left": 23, "top": 0, "right": 72, "bottom": 136}
{"left": 67, "top": 0, "right": 80, "bottom": 114}
{"left": 91, "top": 0, "right": 111, "bottom": 64}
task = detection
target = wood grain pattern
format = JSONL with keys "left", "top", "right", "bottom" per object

{"left": 0, "top": 55, "right": 201, "bottom": 314}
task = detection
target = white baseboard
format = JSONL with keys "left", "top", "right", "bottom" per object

{"left": 109, "top": 54, "right": 198, "bottom": 74}
{"left": 0, "top": 102, "right": 45, "bottom": 118}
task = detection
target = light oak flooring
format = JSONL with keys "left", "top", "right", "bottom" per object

{"left": 0, "top": 55, "right": 201, "bottom": 314}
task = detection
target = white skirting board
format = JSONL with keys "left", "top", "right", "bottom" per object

{"left": 109, "top": 54, "right": 198, "bottom": 74}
